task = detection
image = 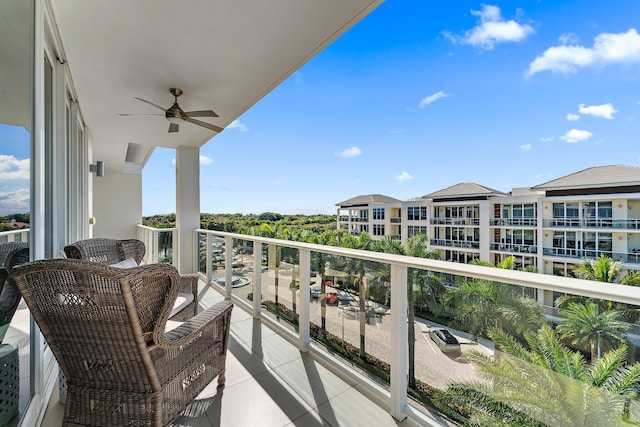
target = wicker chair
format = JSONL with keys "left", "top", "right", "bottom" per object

{"left": 64, "top": 238, "right": 198, "bottom": 319}
{"left": 0, "top": 242, "right": 29, "bottom": 343}
{"left": 9, "top": 259, "right": 233, "bottom": 427}
{"left": 63, "top": 238, "right": 145, "bottom": 265}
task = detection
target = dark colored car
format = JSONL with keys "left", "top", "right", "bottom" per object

{"left": 429, "top": 328, "right": 460, "bottom": 353}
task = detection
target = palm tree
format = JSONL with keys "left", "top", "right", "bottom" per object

{"left": 340, "top": 232, "right": 376, "bottom": 358}
{"left": 573, "top": 254, "right": 623, "bottom": 283}
{"left": 444, "top": 256, "right": 544, "bottom": 339}
{"left": 446, "top": 325, "right": 640, "bottom": 426}
{"left": 377, "top": 233, "right": 443, "bottom": 388}
{"left": 557, "top": 301, "right": 630, "bottom": 360}
{"left": 304, "top": 230, "right": 337, "bottom": 336}
{"left": 556, "top": 255, "right": 640, "bottom": 327}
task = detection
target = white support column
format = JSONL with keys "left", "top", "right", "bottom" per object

{"left": 225, "top": 235, "right": 233, "bottom": 299}
{"left": 390, "top": 263, "right": 408, "bottom": 421}
{"left": 252, "top": 241, "right": 262, "bottom": 318}
{"left": 298, "top": 249, "right": 311, "bottom": 352}
{"left": 175, "top": 145, "right": 200, "bottom": 273}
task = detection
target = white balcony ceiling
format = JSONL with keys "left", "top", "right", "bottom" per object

{"left": 50, "top": 0, "right": 382, "bottom": 173}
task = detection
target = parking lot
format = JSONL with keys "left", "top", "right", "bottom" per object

{"left": 215, "top": 263, "right": 493, "bottom": 389}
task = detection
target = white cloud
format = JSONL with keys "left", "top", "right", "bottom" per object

{"left": 199, "top": 155, "right": 214, "bottom": 165}
{"left": 394, "top": 172, "right": 413, "bottom": 181}
{"left": 0, "top": 188, "right": 30, "bottom": 215}
{"left": 540, "top": 136, "right": 555, "bottom": 142}
{"left": 520, "top": 144, "right": 532, "bottom": 151}
{"left": 566, "top": 113, "right": 580, "bottom": 121}
{"left": 578, "top": 103, "right": 617, "bottom": 119}
{"left": 171, "top": 156, "right": 213, "bottom": 166}
{"left": 526, "top": 28, "right": 640, "bottom": 76}
{"left": 0, "top": 155, "right": 29, "bottom": 181}
{"left": 559, "top": 33, "right": 579, "bottom": 45}
{"left": 338, "top": 147, "right": 362, "bottom": 158}
{"left": 444, "top": 5, "right": 534, "bottom": 50}
{"left": 227, "top": 119, "right": 248, "bottom": 132}
{"left": 419, "top": 91, "right": 450, "bottom": 107}
{"left": 560, "top": 128, "right": 593, "bottom": 143}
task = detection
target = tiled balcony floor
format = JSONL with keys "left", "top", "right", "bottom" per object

{"left": 41, "top": 284, "right": 431, "bottom": 427}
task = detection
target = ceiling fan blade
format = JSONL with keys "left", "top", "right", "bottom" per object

{"left": 134, "top": 97, "right": 167, "bottom": 111}
{"left": 185, "top": 110, "right": 219, "bottom": 118}
{"left": 168, "top": 123, "right": 179, "bottom": 133}
{"left": 186, "top": 118, "right": 224, "bottom": 133}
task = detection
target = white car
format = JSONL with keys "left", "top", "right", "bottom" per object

{"left": 310, "top": 286, "right": 321, "bottom": 298}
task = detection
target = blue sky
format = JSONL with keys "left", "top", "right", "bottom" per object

{"left": 3, "top": 2, "right": 640, "bottom": 216}
{"left": 144, "top": 1, "right": 640, "bottom": 216}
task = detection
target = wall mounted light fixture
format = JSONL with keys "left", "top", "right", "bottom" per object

{"left": 89, "top": 161, "right": 104, "bottom": 177}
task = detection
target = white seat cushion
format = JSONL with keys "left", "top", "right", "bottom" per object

{"left": 109, "top": 258, "right": 138, "bottom": 269}
{"left": 169, "top": 292, "right": 194, "bottom": 319}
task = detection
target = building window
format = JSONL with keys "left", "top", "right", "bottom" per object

{"left": 407, "top": 225, "right": 427, "bottom": 238}
{"left": 373, "top": 224, "right": 385, "bottom": 236}
{"left": 372, "top": 208, "right": 385, "bottom": 220}
{"left": 407, "top": 206, "right": 420, "bottom": 220}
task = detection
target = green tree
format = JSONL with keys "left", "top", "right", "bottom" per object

{"left": 377, "top": 233, "right": 443, "bottom": 388}
{"left": 340, "top": 232, "right": 376, "bottom": 358}
{"left": 557, "top": 301, "right": 630, "bottom": 360}
{"left": 445, "top": 256, "right": 544, "bottom": 339}
{"left": 445, "top": 325, "right": 640, "bottom": 425}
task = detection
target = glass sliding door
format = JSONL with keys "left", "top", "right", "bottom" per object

{"left": 0, "top": 1, "right": 34, "bottom": 425}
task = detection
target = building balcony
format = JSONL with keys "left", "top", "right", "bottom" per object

{"left": 543, "top": 218, "right": 640, "bottom": 229}
{"left": 429, "top": 218, "right": 479, "bottom": 226}
{"left": 430, "top": 238, "right": 480, "bottom": 250}
{"left": 22, "top": 226, "right": 640, "bottom": 426}
{"left": 489, "top": 218, "right": 537, "bottom": 227}
{"left": 389, "top": 217, "right": 402, "bottom": 224}
{"left": 490, "top": 243, "right": 537, "bottom": 254}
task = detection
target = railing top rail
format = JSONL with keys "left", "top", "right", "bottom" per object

{"left": 195, "top": 229, "right": 640, "bottom": 306}
{"left": 136, "top": 224, "right": 176, "bottom": 232}
{"left": 0, "top": 228, "right": 30, "bottom": 236}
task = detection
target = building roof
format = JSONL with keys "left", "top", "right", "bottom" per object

{"left": 421, "top": 183, "right": 506, "bottom": 200}
{"left": 531, "top": 165, "right": 640, "bottom": 191}
{"left": 336, "top": 194, "right": 401, "bottom": 207}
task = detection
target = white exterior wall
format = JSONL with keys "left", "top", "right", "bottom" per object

{"left": 93, "top": 171, "right": 142, "bottom": 239}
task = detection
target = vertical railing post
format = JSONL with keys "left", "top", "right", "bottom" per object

{"left": 224, "top": 235, "right": 233, "bottom": 299}
{"left": 298, "top": 248, "right": 311, "bottom": 352}
{"left": 253, "top": 241, "right": 263, "bottom": 318}
{"left": 151, "top": 229, "right": 159, "bottom": 264}
{"left": 172, "top": 229, "right": 178, "bottom": 269}
{"left": 206, "top": 233, "right": 212, "bottom": 284}
{"left": 390, "top": 263, "right": 408, "bottom": 421}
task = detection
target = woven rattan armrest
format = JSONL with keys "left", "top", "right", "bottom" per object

{"left": 154, "top": 300, "right": 232, "bottom": 348}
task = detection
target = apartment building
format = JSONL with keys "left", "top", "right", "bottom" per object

{"left": 336, "top": 165, "right": 640, "bottom": 277}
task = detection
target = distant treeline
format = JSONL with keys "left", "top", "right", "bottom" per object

{"left": 143, "top": 212, "right": 337, "bottom": 236}
{"left": 0, "top": 213, "right": 30, "bottom": 231}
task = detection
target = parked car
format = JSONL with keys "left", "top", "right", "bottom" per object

{"left": 310, "top": 286, "right": 321, "bottom": 298}
{"left": 326, "top": 292, "right": 339, "bottom": 305}
{"left": 338, "top": 293, "right": 356, "bottom": 306}
{"left": 429, "top": 328, "right": 460, "bottom": 353}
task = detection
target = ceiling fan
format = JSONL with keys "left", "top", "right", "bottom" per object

{"left": 121, "top": 88, "right": 224, "bottom": 133}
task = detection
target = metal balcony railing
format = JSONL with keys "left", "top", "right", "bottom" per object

{"left": 138, "top": 226, "right": 640, "bottom": 426}
{"left": 543, "top": 218, "right": 640, "bottom": 229}
{"left": 429, "top": 218, "right": 479, "bottom": 226}
{"left": 430, "top": 238, "right": 480, "bottom": 249}
{"left": 489, "top": 218, "right": 537, "bottom": 227}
